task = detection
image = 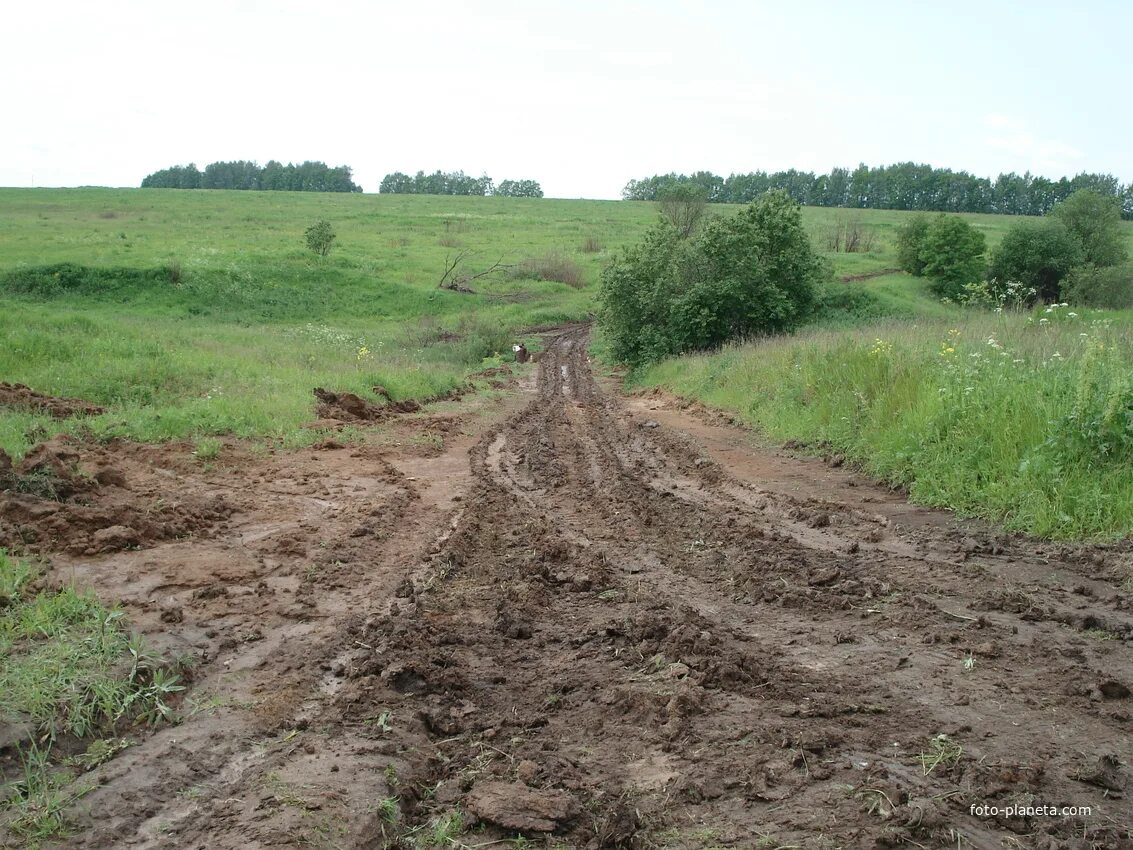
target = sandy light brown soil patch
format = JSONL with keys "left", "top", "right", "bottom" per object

{"left": 2, "top": 332, "right": 1131, "bottom": 850}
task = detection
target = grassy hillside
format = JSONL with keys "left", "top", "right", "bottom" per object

{"left": 0, "top": 190, "right": 838, "bottom": 457}
{"left": 0, "top": 190, "right": 649, "bottom": 457}
{"left": 4, "top": 187, "right": 1131, "bottom": 519}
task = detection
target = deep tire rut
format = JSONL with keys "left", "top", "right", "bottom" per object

{"left": 345, "top": 328, "right": 1132, "bottom": 849}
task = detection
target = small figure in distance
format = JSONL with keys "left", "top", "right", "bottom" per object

{"left": 513, "top": 343, "right": 529, "bottom": 363}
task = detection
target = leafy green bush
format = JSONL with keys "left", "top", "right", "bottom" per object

{"left": 304, "top": 219, "right": 336, "bottom": 257}
{"left": 600, "top": 191, "right": 825, "bottom": 366}
{"left": 1062, "top": 263, "right": 1133, "bottom": 309}
{"left": 894, "top": 215, "right": 986, "bottom": 299}
{"left": 1050, "top": 189, "right": 1128, "bottom": 268}
{"left": 988, "top": 220, "right": 1083, "bottom": 302}
{"left": 599, "top": 222, "right": 689, "bottom": 366}
{"left": 895, "top": 215, "right": 930, "bottom": 276}
{"left": 919, "top": 216, "right": 987, "bottom": 300}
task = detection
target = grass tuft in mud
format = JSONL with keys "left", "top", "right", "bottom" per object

{"left": 0, "top": 550, "right": 185, "bottom": 843}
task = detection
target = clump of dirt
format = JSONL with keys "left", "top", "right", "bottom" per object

{"left": 465, "top": 780, "right": 579, "bottom": 832}
{"left": 423, "top": 384, "right": 473, "bottom": 404}
{"left": 1, "top": 490, "right": 230, "bottom": 555}
{"left": 0, "top": 438, "right": 230, "bottom": 554}
{"left": 313, "top": 387, "right": 420, "bottom": 421}
{"left": 603, "top": 605, "right": 788, "bottom": 696}
{"left": 339, "top": 614, "right": 474, "bottom": 712}
{"left": 0, "top": 381, "right": 105, "bottom": 418}
{"left": 1, "top": 439, "right": 97, "bottom": 500}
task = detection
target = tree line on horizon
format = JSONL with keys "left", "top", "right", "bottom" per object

{"left": 379, "top": 170, "right": 543, "bottom": 197}
{"left": 141, "top": 161, "right": 362, "bottom": 192}
{"left": 622, "top": 164, "right": 1133, "bottom": 219}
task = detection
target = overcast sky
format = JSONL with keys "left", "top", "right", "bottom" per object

{"left": 4, "top": 1, "right": 1130, "bottom": 199}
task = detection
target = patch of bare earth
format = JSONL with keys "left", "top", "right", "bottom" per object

{"left": 0, "top": 382, "right": 105, "bottom": 419}
{"left": 3, "top": 332, "right": 1132, "bottom": 849}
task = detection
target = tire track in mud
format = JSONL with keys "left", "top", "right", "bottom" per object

{"left": 342, "top": 328, "right": 1132, "bottom": 849}
{"left": 42, "top": 328, "right": 1133, "bottom": 849}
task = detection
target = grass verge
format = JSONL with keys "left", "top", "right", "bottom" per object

{"left": 635, "top": 306, "right": 1133, "bottom": 539}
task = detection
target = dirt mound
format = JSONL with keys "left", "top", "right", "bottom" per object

{"left": 0, "top": 439, "right": 99, "bottom": 500}
{"left": 313, "top": 387, "right": 420, "bottom": 421}
{"left": 0, "top": 438, "right": 230, "bottom": 554}
{"left": 0, "top": 381, "right": 105, "bottom": 418}
{"left": 21, "top": 439, "right": 98, "bottom": 494}
{"left": 473, "top": 365, "right": 518, "bottom": 390}
{"left": 603, "top": 605, "right": 790, "bottom": 695}
{"left": 423, "top": 384, "right": 473, "bottom": 404}
{"left": 1, "top": 492, "right": 230, "bottom": 555}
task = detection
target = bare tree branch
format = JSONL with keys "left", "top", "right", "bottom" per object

{"left": 438, "top": 251, "right": 515, "bottom": 294}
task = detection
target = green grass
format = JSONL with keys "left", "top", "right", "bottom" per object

{"left": 0, "top": 550, "right": 184, "bottom": 842}
{"left": 2, "top": 743, "right": 94, "bottom": 846}
{"left": 1, "top": 188, "right": 1075, "bottom": 459}
{"left": 0, "top": 302, "right": 512, "bottom": 456}
{"left": 636, "top": 306, "right": 1133, "bottom": 539}
{"left": 411, "top": 808, "right": 464, "bottom": 848}
{"left": 4, "top": 188, "right": 1133, "bottom": 539}
{"left": 0, "top": 551, "right": 184, "bottom": 741}
{"left": 0, "top": 189, "right": 651, "bottom": 457}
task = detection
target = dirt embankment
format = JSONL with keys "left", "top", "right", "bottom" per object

{"left": 3, "top": 331, "right": 1131, "bottom": 849}
{"left": 0, "top": 382, "right": 105, "bottom": 419}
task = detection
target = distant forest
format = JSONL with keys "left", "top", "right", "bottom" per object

{"left": 379, "top": 171, "right": 543, "bottom": 197}
{"left": 141, "top": 161, "right": 361, "bottom": 193}
{"left": 623, "top": 164, "right": 1133, "bottom": 219}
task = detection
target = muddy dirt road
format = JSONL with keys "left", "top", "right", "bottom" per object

{"left": 6, "top": 327, "right": 1133, "bottom": 849}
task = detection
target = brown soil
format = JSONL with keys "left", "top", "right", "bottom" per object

{"left": 0, "top": 438, "right": 232, "bottom": 554}
{"left": 314, "top": 387, "right": 422, "bottom": 421}
{"left": 840, "top": 268, "right": 902, "bottom": 283}
{"left": 0, "top": 382, "right": 105, "bottom": 418}
{"left": 311, "top": 386, "right": 475, "bottom": 425}
{"left": 3, "top": 329, "right": 1132, "bottom": 849}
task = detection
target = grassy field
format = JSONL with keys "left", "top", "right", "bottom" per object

{"left": 3, "top": 188, "right": 1132, "bottom": 539}
{"left": 0, "top": 189, "right": 952, "bottom": 459}
{"left": 0, "top": 189, "right": 652, "bottom": 458}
